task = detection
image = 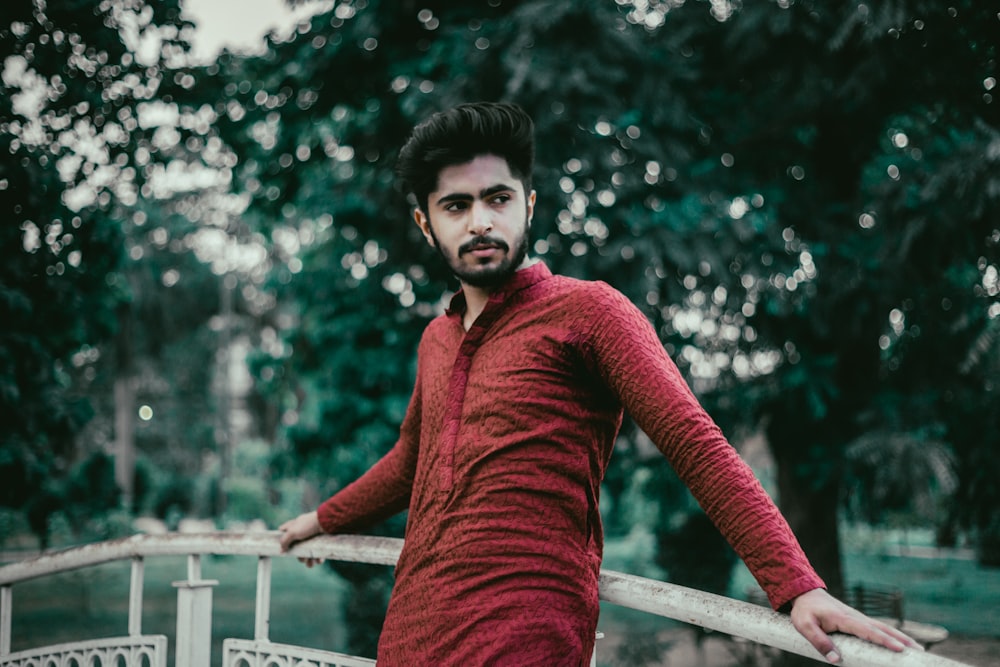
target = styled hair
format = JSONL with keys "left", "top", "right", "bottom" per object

{"left": 396, "top": 102, "right": 535, "bottom": 213}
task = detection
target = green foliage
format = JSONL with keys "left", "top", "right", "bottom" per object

{"left": 64, "top": 451, "right": 120, "bottom": 516}
{"left": 2, "top": 0, "right": 998, "bottom": 637}
{"left": 611, "top": 632, "right": 676, "bottom": 667}
{"left": 203, "top": 0, "right": 1000, "bottom": 593}
{"left": 17, "top": 451, "right": 132, "bottom": 548}
{"left": 657, "top": 512, "right": 737, "bottom": 596}
{"left": 326, "top": 562, "right": 392, "bottom": 658}
{"left": 222, "top": 439, "right": 288, "bottom": 524}
{"left": 660, "top": 1, "right": 1000, "bottom": 582}
{"left": 844, "top": 430, "right": 958, "bottom": 526}
{"left": 0, "top": 507, "right": 32, "bottom": 549}
{"left": 0, "top": 0, "right": 209, "bottom": 536}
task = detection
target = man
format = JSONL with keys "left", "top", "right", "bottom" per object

{"left": 278, "top": 102, "right": 919, "bottom": 665}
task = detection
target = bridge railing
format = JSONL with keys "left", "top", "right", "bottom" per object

{"left": 0, "top": 532, "right": 967, "bottom": 667}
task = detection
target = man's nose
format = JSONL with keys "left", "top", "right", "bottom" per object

{"left": 469, "top": 201, "right": 493, "bottom": 235}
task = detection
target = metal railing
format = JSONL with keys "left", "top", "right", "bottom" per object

{"left": 0, "top": 532, "right": 968, "bottom": 667}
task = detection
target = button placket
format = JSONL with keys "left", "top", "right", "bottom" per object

{"left": 438, "top": 335, "right": 478, "bottom": 490}
{"left": 435, "top": 264, "right": 552, "bottom": 491}
{"left": 436, "top": 292, "right": 508, "bottom": 490}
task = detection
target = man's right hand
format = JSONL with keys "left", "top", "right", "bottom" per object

{"left": 278, "top": 511, "right": 324, "bottom": 566}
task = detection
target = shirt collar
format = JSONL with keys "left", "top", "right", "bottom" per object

{"left": 445, "top": 261, "right": 552, "bottom": 318}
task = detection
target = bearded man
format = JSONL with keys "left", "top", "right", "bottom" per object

{"left": 278, "top": 102, "right": 919, "bottom": 666}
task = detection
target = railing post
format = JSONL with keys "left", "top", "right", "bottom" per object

{"left": 1, "top": 585, "right": 11, "bottom": 657}
{"left": 254, "top": 556, "right": 271, "bottom": 641}
{"left": 590, "top": 631, "right": 603, "bottom": 667}
{"left": 128, "top": 557, "right": 144, "bottom": 637}
{"left": 172, "top": 555, "right": 218, "bottom": 667}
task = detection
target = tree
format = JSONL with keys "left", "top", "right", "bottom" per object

{"left": 680, "top": 1, "right": 1000, "bottom": 586}
{"left": 210, "top": 2, "right": 998, "bottom": 651}
{"left": 0, "top": 0, "right": 249, "bottom": 540}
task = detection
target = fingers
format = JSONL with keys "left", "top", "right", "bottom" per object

{"left": 878, "top": 623, "right": 923, "bottom": 651}
{"left": 278, "top": 518, "right": 302, "bottom": 552}
{"left": 278, "top": 528, "right": 295, "bottom": 552}
{"left": 277, "top": 511, "right": 323, "bottom": 557}
{"left": 793, "top": 616, "right": 843, "bottom": 664}
{"left": 277, "top": 518, "right": 295, "bottom": 551}
{"left": 839, "top": 616, "right": 920, "bottom": 653}
{"left": 793, "top": 607, "right": 922, "bottom": 664}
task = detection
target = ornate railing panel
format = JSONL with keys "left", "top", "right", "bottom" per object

{"left": 0, "top": 532, "right": 969, "bottom": 667}
{"left": 0, "top": 635, "right": 167, "bottom": 667}
{"left": 223, "top": 639, "right": 375, "bottom": 667}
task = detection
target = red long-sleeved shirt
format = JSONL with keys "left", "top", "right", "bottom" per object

{"left": 318, "top": 262, "right": 823, "bottom": 666}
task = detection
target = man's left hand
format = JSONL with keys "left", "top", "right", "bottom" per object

{"left": 790, "top": 588, "right": 923, "bottom": 663}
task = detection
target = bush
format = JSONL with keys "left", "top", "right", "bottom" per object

{"left": 976, "top": 522, "right": 1000, "bottom": 568}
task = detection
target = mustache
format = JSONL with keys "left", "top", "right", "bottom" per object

{"left": 459, "top": 236, "right": 509, "bottom": 255}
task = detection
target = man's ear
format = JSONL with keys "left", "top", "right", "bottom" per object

{"left": 414, "top": 208, "right": 435, "bottom": 247}
{"left": 527, "top": 190, "right": 537, "bottom": 227}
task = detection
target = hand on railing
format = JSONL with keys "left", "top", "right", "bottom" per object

{"left": 790, "top": 588, "right": 923, "bottom": 663}
{"left": 278, "top": 511, "right": 325, "bottom": 567}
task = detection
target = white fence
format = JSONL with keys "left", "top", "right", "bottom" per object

{"left": 0, "top": 533, "right": 968, "bottom": 667}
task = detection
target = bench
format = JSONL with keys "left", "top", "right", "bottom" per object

{"left": 844, "top": 583, "right": 950, "bottom": 650}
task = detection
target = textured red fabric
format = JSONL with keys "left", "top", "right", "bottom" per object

{"left": 317, "top": 262, "right": 824, "bottom": 666}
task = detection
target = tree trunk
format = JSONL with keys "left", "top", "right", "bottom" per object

{"left": 113, "top": 303, "right": 135, "bottom": 510}
{"left": 774, "top": 455, "right": 845, "bottom": 599}
{"left": 771, "top": 447, "right": 846, "bottom": 667}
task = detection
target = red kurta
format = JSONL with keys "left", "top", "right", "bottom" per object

{"left": 317, "top": 262, "right": 824, "bottom": 666}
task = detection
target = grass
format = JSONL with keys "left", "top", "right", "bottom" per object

{"left": 844, "top": 551, "right": 997, "bottom": 635}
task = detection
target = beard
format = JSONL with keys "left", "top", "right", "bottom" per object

{"left": 429, "top": 220, "right": 530, "bottom": 290}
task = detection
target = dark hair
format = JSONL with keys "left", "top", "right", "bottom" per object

{"left": 396, "top": 102, "right": 535, "bottom": 213}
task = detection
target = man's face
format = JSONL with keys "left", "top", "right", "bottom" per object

{"left": 414, "top": 154, "right": 535, "bottom": 289}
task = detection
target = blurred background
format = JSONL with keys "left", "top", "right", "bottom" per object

{"left": 1, "top": 0, "right": 998, "bottom": 664}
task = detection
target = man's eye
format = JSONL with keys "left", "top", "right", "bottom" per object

{"left": 491, "top": 194, "right": 511, "bottom": 205}
{"left": 445, "top": 201, "right": 469, "bottom": 212}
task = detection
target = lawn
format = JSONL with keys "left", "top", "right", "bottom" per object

{"left": 843, "top": 550, "right": 998, "bottom": 637}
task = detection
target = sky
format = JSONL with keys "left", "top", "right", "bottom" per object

{"left": 182, "top": 0, "right": 328, "bottom": 62}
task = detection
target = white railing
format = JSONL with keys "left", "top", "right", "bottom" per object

{"left": 0, "top": 533, "right": 968, "bottom": 667}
